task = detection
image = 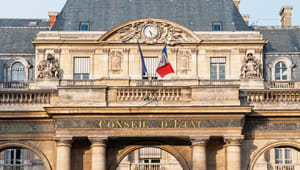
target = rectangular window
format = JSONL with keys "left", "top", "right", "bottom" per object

{"left": 5, "top": 149, "right": 24, "bottom": 165}
{"left": 210, "top": 57, "right": 226, "bottom": 80}
{"left": 74, "top": 57, "right": 90, "bottom": 80}
{"left": 275, "top": 148, "right": 293, "bottom": 164}
{"left": 144, "top": 57, "right": 158, "bottom": 78}
{"left": 212, "top": 21, "right": 222, "bottom": 31}
{"left": 80, "top": 22, "right": 90, "bottom": 31}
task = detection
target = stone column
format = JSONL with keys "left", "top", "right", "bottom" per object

{"left": 224, "top": 136, "right": 244, "bottom": 170}
{"left": 191, "top": 136, "right": 209, "bottom": 170}
{"left": 56, "top": 139, "right": 72, "bottom": 170}
{"left": 89, "top": 137, "right": 107, "bottom": 170}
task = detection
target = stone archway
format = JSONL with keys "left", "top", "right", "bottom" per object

{"left": 248, "top": 140, "right": 300, "bottom": 170}
{"left": 107, "top": 140, "right": 191, "bottom": 170}
{"left": 0, "top": 141, "right": 52, "bottom": 170}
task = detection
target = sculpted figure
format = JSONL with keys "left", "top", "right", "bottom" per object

{"left": 241, "top": 53, "right": 262, "bottom": 79}
{"left": 37, "top": 54, "right": 63, "bottom": 80}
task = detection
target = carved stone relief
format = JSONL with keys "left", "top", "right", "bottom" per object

{"left": 37, "top": 54, "right": 63, "bottom": 80}
{"left": 110, "top": 51, "right": 123, "bottom": 72}
{"left": 178, "top": 51, "right": 191, "bottom": 74}
{"left": 241, "top": 53, "right": 262, "bottom": 79}
{"left": 107, "top": 20, "right": 196, "bottom": 45}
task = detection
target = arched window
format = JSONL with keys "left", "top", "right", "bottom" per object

{"left": 11, "top": 62, "right": 25, "bottom": 81}
{"left": 275, "top": 62, "right": 287, "bottom": 81}
{"left": 271, "top": 57, "right": 294, "bottom": 81}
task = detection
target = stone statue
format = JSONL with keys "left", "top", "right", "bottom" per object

{"left": 37, "top": 54, "right": 64, "bottom": 80}
{"left": 241, "top": 53, "right": 262, "bottom": 79}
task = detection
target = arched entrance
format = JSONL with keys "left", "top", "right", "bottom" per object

{"left": 249, "top": 141, "right": 300, "bottom": 170}
{"left": 0, "top": 141, "right": 52, "bottom": 170}
{"left": 117, "top": 146, "right": 183, "bottom": 170}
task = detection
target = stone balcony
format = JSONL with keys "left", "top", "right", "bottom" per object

{"left": 2, "top": 80, "right": 300, "bottom": 110}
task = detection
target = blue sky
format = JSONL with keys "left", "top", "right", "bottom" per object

{"left": 0, "top": 0, "right": 299, "bottom": 26}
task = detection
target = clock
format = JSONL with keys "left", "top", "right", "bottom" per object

{"left": 143, "top": 25, "right": 158, "bottom": 39}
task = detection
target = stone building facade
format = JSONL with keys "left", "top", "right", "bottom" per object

{"left": 1, "top": 0, "right": 300, "bottom": 170}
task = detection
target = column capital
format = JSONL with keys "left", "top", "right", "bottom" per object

{"left": 190, "top": 136, "right": 210, "bottom": 146}
{"left": 55, "top": 137, "right": 73, "bottom": 147}
{"left": 88, "top": 136, "right": 108, "bottom": 146}
{"left": 224, "top": 135, "right": 244, "bottom": 145}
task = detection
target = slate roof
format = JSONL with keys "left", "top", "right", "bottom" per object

{"left": 0, "top": 18, "right": 49, "bottom": 28}
{"left": 0, "top": 19, "right": 49, "bottom": 54}
{"left": 255, "top": 27, "right": 300, "bottom": 53}
{"left": 52, "top": 0, "right": 250, "bottom": 31}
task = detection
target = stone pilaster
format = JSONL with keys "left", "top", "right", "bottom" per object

{"left": 89, "top": 136, "right": 107, "bottom": 170}
{"left": 56, "top": 138, "right": 72, "bottom": 170}
{"left": 224, "top": 136, "right": 244, "bottom": 170}
{"left": 191, "top": 136, "right": 209, "bottom": 170}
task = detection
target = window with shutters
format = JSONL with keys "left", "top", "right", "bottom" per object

{"left": 73, "top": 57, "right": 90, "bottom": 80}
{"left": 210, "top": 57, "right": 226, "bottom": 80}
{"left": 144, "top": 57, "right": 158, "bottom": 79}
{"left": 139, "top": 147, "right": 161, "bottom": 163}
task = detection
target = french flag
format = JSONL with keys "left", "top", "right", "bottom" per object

{"left": 156, "top": 44, "right": 174, "bottom": 78}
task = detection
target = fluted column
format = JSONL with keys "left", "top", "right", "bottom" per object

{"left": 224, "top": 136, "right": 244, "bottom": 170}
{"left": 191, "top": 136, "right": 209, "bottom": 170}
{"left": 56, "top": 138, "right": 72, "bottom": 170}
{"left": 89, "top": 137, "right": 107, "bottom": 170}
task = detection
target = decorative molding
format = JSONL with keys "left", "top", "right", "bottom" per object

{"left": 102, "top": 48, "right": 110, "bottom": 53}
{"left": 110, "top": 51, "right": 123, "bottom": 71}
{"left": 239, "top": 49, "right": 247, "bottom": 54}
{"left": 190, "top": 136, "right": 210, "bottom": 146}
{"left": 224, "top": 136, "right": 244, "bottom": 145}
{"left": 104, "top": 19, "right": 199, "bottom": 45}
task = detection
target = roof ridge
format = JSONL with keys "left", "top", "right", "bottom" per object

{"left": 0, "top": 26, "right": 50, "bottom": 29}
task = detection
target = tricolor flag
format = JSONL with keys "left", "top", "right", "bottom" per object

{"left": 137, "top": 40, "right": 148, "bottom": 76}
{"left": 156, "top": 44, "right": 174, "bottom": 78}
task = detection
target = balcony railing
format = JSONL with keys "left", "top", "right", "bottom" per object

{"left": 244, "top": 90, "right": 300, "bottom": 104}
{"left": 0, "top": 82, "right": 29, "bottom": 89}
{"left": 130, "top": 163, "right": 166, "bottom": 170}
{"left": 274, "top": 164, "right": 295, "bottom": 170}
{"left": 59, "top": 79, "right": 95, "bottom": 86}
{"left": 117, "top": 87, "right": 182, "bottom": 101}
{"left": 266, "top": 81, "right": 295, "bottom": 89}
{"left": 0, "top": 91, "right": 51, "bottom": 104}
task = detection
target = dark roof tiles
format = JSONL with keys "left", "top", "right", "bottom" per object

{"left": 52, "top": 0, "right": 250, "bottom": 31}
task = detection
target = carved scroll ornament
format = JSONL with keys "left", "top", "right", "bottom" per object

{"left": 107, "top": 20, "right": 196, "bottom": 45}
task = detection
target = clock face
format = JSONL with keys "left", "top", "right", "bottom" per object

{"left": 144, "top": 25, "right": 158, "bottom": 38}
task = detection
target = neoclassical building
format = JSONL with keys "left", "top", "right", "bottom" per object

{"left": 1, "top": 0, "right": 300, "bottom": 170}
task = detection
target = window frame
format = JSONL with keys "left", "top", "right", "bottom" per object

{"left": 275, "top": 148, "right": 293, "bottom": 165}
{"left": 210, "top": 57, "right": 226, "bottom": 80}
{"left": 80, "top": 21, "right": 90, "bottom": 31}
{"left": 271, "top": 57, "right": 294, "bottom": 81}
{"left": 73, "top": 57, "right": 90, "bottom": 80}
{"left": 143, "top": 56, "right": 159, "bottom": 79}
{"left": 212, "top": 21, "right": 223, "bottom": 31}
{"left": 5, "top": 57, "right": 31, "bottom": 82}
{"left": 4, "top": 148, "right": 24, "bottom": 166}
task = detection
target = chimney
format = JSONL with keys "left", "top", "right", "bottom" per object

{"left": 242, "top": 14, "right": 250, "bottom": 25}
{"left": 233, "top": 0, "right": 240, "bottom": 10}
{"left": 279, "top": 6, "right": 293, "bottom": 27}
{"left": 48, "top": 12, "right": 60, "bottom": 28}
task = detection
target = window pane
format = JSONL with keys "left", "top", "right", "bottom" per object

{"left": 210, "top": 64, "right": 217, "bottom": 80}
{"left": 74, "top": 74, "right": 81, "bottom": 80}
{"left": 12, "top": 62, "right": 25, "bottom": 81}
{"left": 282, "top": 75, "right": 288, "bottom": 80}
{"left": 285, "top": 148, "right": 292, "bottom": 164}
{"left": 275, "top": 71, "right": 281, "bottom": 80}
{"left": 82, "top": 73, "right": 89, "bottom": 80}
{"left": 80, "top": 23, "right": 89, "bottom": 31}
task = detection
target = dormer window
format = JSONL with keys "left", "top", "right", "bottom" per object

{"left": 11, "top": 62, "right": 25, "bottom": 81}
{"left": 80, "top": 22, "right": 90, "bottom": 31}
{"left": 212, "top": 21, "right": 222, "bottom": 31}
{"left": 271, "top": 57, "right": 294, "bottom": 81}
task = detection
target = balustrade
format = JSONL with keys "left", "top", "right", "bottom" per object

{"left": 199, "top": 79, "right": 240, "bottom": 86}
{"left": 117, "top": 87, "right": 181, "bottom": 101}
{"left": 1, "top": 82, "right": 29, "bottom": 89}
{"left": 0, "top": 91, "right": 51, "bottom": 104}
{"left": 245, "top": 90, "right": 300, "bottom": 104}
{"left": 266, "top": 81, "right": 295, "bottom": 89}
{"left": 274, "top": 164, "right": 295, "bottom": 170}
{"left": 59, "top": 80, "right": 95, "bottom": 86}
{"left": 130, "top": 163, "right": 166, "bottom": 170}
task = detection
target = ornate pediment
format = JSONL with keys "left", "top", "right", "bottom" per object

{"left": 100, "top": 19, "right": 200, "bottom": 45}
